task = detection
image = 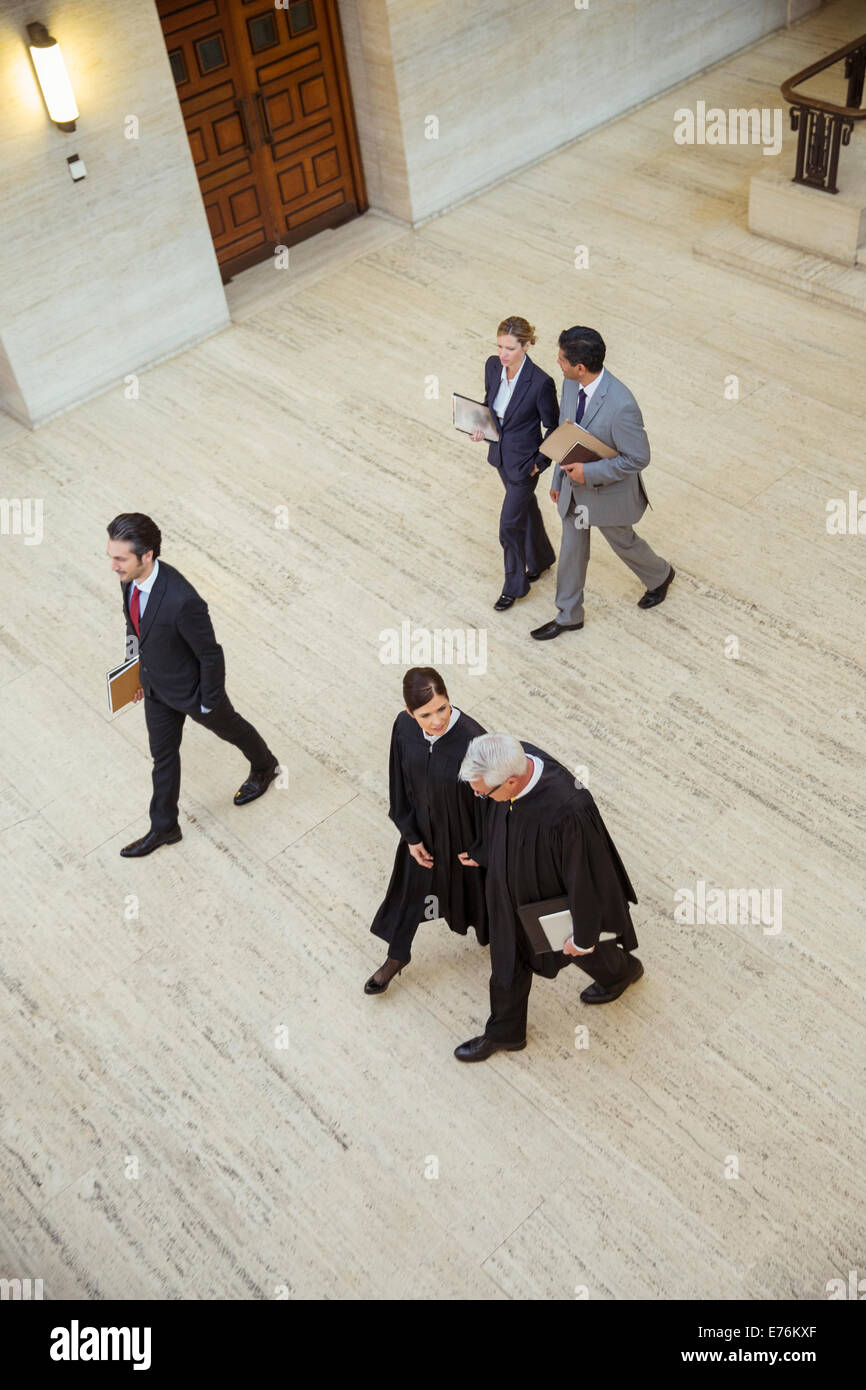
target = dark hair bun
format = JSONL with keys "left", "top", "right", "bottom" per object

{"left": 403, "top": 666, "right": 449, "bottom": 712}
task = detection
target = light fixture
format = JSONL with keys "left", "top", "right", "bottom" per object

{"left": 27, "top": 21, "right": 78, "bottom": 132}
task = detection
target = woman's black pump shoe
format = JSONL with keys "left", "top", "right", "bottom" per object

{"left": 364, "top": 957, "right": 406, "bottom": 995}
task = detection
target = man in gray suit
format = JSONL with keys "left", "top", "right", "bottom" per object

{"left": 531, "top": 326, "right": 674, "bottom": 640}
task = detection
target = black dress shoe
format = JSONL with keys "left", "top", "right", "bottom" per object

{"left": 530, "top": 619, "right": 584, "bottom": 641}
{"left": 494, "top": 593, "right": 518, "bottom": 611}
{"left": 364, "top": 957, "right": 406, "bottom": 995}
{"left": 120, "top": 826, "right": 182, "bottom": 858}
{"left": 233, "top": 763, "right": 280, "bottom": 806}
{"left": 580, "top": 955, "right": 643, "bottom": 1004}
{"left": 637, "top": 566, "right": 675, "bottom": 609}
{"left": 454, "top": 1034, "right": 527, "bottom": 1062}
{"left": 526, "top": 564, "right": 553, "bottom": 583}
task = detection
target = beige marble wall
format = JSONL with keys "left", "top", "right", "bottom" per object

{"left": 0, "top": 338, "right": 28, "bottom": 424}
{"left": 341, "top": 0, "right": 823, "bottom": 225}
{"left": 0, "top": 1, "right": 229, "bottom": 427}
{"left": 336, "top": 0, "right": 412, "bottom": 223}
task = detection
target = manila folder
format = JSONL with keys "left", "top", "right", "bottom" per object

{"left": 107, "top": 657, "right": 141, "bottom": 713}
{"left": 538, "top": 421, "right": 617, "bottom": 466}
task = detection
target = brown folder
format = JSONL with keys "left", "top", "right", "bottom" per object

{"left": 538, "top": 421, "right": 617, "bottom": 468}
{"left": 107, "top": 657, "right": 142, "bottom": 713}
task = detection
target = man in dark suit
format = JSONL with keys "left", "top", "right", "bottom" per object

{"left": 531, "top": 326, "right": 674, "bottom": 640}
{"left": 106, "top": 513, "right": 279, "bottom": 858}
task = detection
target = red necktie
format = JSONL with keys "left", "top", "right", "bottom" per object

{"left": 130, "top": 584, "right": 141, "bottom": 637}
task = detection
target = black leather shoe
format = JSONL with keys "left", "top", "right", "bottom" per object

{"left": 637, "top": 566, "right": 675, "bottom": 609}
{"left": 530, "top": 619, "right": 584, "bottom": 640}
{"left": 454, "top": 1034, "right": 527, "bottom": 1062}
{"left": 526, "top": 564, "right": 553, "bottom": 583}
{"left": 234, "top": 763, "right": 280, "bottom": 806}
{"left": 494, "top": 593, "right": 518, "bottom": 611}
{"left": 364, "top": 957, "right": 406, "bottom": 995}
{"left": 580, "top": 955, "right": 643, "bottom": 1004}
{"left": 120, "top": 826, "right": 182, "bottom": 858}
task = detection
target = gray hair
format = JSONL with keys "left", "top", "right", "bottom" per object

{"left": 459, "top": 733, "right": 526, "bottom": 788}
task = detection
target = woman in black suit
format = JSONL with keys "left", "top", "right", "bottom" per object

{"left": 471, "top": 316, "right": 558, "bottom": 610}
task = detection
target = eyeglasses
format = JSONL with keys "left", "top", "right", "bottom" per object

{"left": 473, "top": 781, "right": 504, "bottom": 798}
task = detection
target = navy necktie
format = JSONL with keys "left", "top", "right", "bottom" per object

{"left": 575, "top": 386, "right": 587, "bottom": 424}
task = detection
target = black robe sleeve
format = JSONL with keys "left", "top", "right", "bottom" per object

{"left": 558, "top": 806, "right": 637, "bottom": 950}
{"left": 386, "top": 720, "right": 423, "bottom": 845}
{"left": 453, "top": 779, "right": 480, "bottom": 859}
{"left": 466, "top": 794, "right": 496, "bottom": 867}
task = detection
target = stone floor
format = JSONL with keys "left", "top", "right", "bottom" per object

{"left": 1, "top": 0, "right": 864, "bottom": 1299}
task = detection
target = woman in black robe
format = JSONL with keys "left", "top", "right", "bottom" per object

{"left": 365, "top": 667, "right": 488, "bottom": 993}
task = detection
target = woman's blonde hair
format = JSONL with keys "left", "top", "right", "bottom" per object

{"left": 497, "top": 316, "right": 536, "bottom": 347}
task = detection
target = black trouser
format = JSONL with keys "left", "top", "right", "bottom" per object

{"left": 496, "top": 465, "right": 556, "bottom": 598}
{"left": 485, "top": 924, "right": 632, "bottom": 1043}
{"left": 144, "top": 691, "right": 275, "bottom": 831}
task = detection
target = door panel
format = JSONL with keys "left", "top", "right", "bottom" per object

{"left": 235, "top": 0, "right": 361, "bottom": 246}
{"left": 157, "top": 0, "right": 366, "bottom": 280}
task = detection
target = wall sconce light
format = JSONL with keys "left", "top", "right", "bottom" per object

{"left": 27, "top": 22, "right": 78, "bottom": 131}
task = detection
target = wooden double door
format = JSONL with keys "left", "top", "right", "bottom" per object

{"left": 156, "top": 0, "right": 366, "bottom": 280}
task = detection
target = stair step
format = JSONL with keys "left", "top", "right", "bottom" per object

{"left": 694, "top": 223, "right": 866, "bottom": 315}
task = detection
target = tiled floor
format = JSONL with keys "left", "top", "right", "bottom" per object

{"left": 1, "top": 0, "right": 864, "bottom": 1299}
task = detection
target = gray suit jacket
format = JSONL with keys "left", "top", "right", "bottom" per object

{"left": 552, "top": 369, "right": 651, "bottom": 526}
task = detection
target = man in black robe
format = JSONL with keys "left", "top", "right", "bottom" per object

{"left": 455, "top": 733, "right": 642, "bottom": 1061}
